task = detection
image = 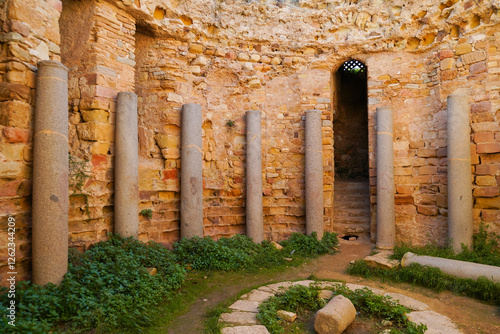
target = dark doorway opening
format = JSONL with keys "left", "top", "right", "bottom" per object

{"left": 333, "top": 59, "right": 370, "bottom": 238}
{"left": 333, "top": 60, "right": 369, "bottom": 180}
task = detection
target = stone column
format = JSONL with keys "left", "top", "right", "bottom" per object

{"left": 246, "top": 110, "right": 263, "bottom": 243}
{"left": 305, "top": 109, "right": 324, "bottom": 238}
{"left": 376, "top": 106, "right": 395, "bottom": 250}
{"left": 33, "top": 60, "right": 68, "bottom": 285}
{"left": 115, "top": 92, "right": 139, "bottom": 238}
{"left": 181, "top": 103, "right": 203, "bottom": 238}
{"left": 447, "top": 94, "right": 473, "bottom": 252}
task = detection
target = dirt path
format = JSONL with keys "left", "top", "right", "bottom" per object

{"left": 165, "top": 237, "right": 500, "bottom": 333}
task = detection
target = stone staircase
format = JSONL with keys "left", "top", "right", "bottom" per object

{"left": 333, "top": 180, "right": 370, "bottom": 237}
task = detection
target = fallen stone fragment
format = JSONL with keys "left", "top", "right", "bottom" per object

{"left": 319, "top": 289, "right": 334, "bottom": 300}
{"left": 315, "top": 295, "right": 356, "bottom": 334}
{"left": 277, "top": 310, "right": 297, "bottom": 322}
{"left": 364, "top": 251, "right": 400, "bottom": 269}
{"left": 270, "top": 241, "right": 283, "bottom": 249}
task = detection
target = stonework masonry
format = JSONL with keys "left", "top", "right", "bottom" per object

{"left": 0, "top": 0, "right": 499, "bottom": 283}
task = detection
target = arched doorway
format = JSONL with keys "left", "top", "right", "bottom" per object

{"left": 333, "top": 59, "right": 370, "bottom": 238}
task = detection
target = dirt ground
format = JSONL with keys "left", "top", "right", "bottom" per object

{"left": 166, "top": 237, "right": 500, "bottom": 334}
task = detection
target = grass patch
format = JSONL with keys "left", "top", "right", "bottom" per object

{"left": 1, "top": 232, "right": 339, "bottom": 333}
{"left": 257, "top": 284, "right": 427, "bottom": 334}
{"left": 347, "top": 261, "right": 500, "bottom": 305}
{"left": 392, "top": 223, "right": 500, "bottom": 267}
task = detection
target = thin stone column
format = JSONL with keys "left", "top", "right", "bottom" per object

{"left": 246, "top": 110, "right": 263, "bottom": 243}
{"left": 376, "top": 106, "right": 395, "bottom": 250}
{"left": 33, "top": 60, "right": 68, "bottom": 285}
{"left": 447, "top": 94, "right": 473, "bottom": 252}
{"left": 181, "top": 103, "right": 203, "bottom": 238}
{"left": 305, "top": 109, "right": 324, "bottom": 238}
{"left": 115, "top": 92, "right": 139, "bottom": 238}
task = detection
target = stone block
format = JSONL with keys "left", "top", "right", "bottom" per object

{"left": 364, "top": 251, "right": 400, "bottom": 269}
{"left": 319, "top": 290, "right": 334, "bottom": 299}
{"left": 229, "top": 300, "right": 260, "bottom": 313}
{"left": 0, "top": 101, "right": 32, "bottom": 128}
{"left": 2, "top": 127, "right": 30, "bottom": 143}
{"left": 417, "top": 149, "right": 437, "bottom": 158}
{"left": 469, "top": 61, "right": 487, "bottom": 74}
{"left": 477, "top": 142, "right": 500, "bottom": 154}
{"left": 241, "top": 290, "right": 274, "bottom": 302}
{"left": 417, "top": 205, "right": 438, "bottom": 216}
{"left": 189, "top": 44, "right": 204, "bottom": 54}
{"left": 220, "top": 312, "right": 258, "bottom": 325}
{"left": 315, "top": 295, "right": 356, "bottom": 334}
{"left": 438, "top": 50, "right": 454, "bottom": 59}
{"left": 473, "top": 187, "right": 499, "bottom": 197}
{"left": 471, "top": 101, "right": 491, "bottom": 113}
{"left": 76, "top": 123, "right": 113, "bottom": 142}
{"left": 277, "top": 310, "right": 296, "bottom": 322}
{"left": 221, "top": 326, "right": 270, "bottom": 334}
{"left": 81, "top": 110, "right": 109, "bottom": 123}
{"left": 0, "top": 161, "right": 23, "bottom": 179}
{"left": 461, "top": 51, "right": 486, "bottom": 65}
{"left": 476, "top": 176, "right": 497, "bottom": 186}
{"left": 407, "top": 311, "right": 461, "bottom": 334}
{"left": 475, "top": 197, "right": 500, "bottom": 209}
{"left": 474, "top": 132, "right": 495, "bottom": 142}
{"left": 0, "top": 82, "right": 30, "bottom": 102}
{"left": 440, "top": 58, "right": 454, "bottom": 70}
{"left": 455, "top": 43, "right": 472, "bottom": 55}
{"left": 475, "top": 164, "right": 499, "bottom": 175}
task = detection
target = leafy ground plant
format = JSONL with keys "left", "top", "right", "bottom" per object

{"left": 1, "top": 232, "right": 339, "bottom": 333}
{"left": 0, "top": 235, "right": 185, "bottom": 333}
{"left": 347, "top": 261, "right": 500, "bottom": 305}
{"left": 257, "top": 284, "right": 427, "bottom": 334}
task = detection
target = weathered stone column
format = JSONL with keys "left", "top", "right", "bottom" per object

{"left": 33, "top": 60, "right": 68, "bottom": 285}
{"left": 376, "top": 106, "right": 395, "bottom": 250}
{"left": 447, "top": 94, "right": 473, "bottom": 252}
{"left": 115, "top": 92, "right": 139, "bottom": 238}
{"left": 305, "top": 109, "right": 324, "bottom": 238}
{"left": 246, "top": 110, "right": 263, "bottom": 243}
{"left": 181, "top": 103, "right": 203, "bottom": 238}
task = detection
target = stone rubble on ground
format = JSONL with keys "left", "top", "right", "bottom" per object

{"left": 363, "top": 251, "right": 401, "bottom": 269}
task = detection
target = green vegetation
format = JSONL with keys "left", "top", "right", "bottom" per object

{"left": 140, "top": 208, "right": 153, "bottom": 219}
{"left": 257, "top": 284, "right": 427, "bottom": 334}
{"left": 392, "top": 223, "right": 500, "bottom": 267}
{"left": 1, "top": 232, "right": 339, "bottom": 333}
{"left": 347, "top": 261, "right": 500, "bottom": 306}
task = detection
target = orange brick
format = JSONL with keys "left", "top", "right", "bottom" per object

{"left": 477, "top": 142, "right": 500, "bottom": 154}
{"left": 419, "top": 166, "right": 438, "bottom": 175}
{"left": 475, "top": 164, "right": 499, "bottom": 175}
{"left": 473, "top": 187, "right": 499, "bottom": 197}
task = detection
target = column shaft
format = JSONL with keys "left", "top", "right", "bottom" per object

{"left": 246, "top": 110, "right": 263, "bottom": 243}
{"left": 115, "top": 92, "right": 139, "bottom": 238}
{"left": 305, "top": 109, "right": 324, "bottom": 238}
{"left": 447, "top": 94, "right": 473, "bottom": 252}
{"left": 33, "top": 60, "right": 69, "bottom": 285}
{"left": 181, "top": 103, "right": 203, "bottom": 238}
{"left": 376, "top": 106, "right": 395, "bottom": 250}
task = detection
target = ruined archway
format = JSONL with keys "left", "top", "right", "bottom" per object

{"left": 333, "top": 59, "right": 370, "bottom": 238}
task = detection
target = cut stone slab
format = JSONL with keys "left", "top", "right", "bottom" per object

{"left": 345, "top": 283, "right": 384, "bottom": 295}
{"left": 220, "top": 312, "right": 258, "bottom": 325}
{"left": 260, "top": 281, "right": 293, "bottom": 292}
{"left": 407, "top": 310, "right": 463, "bottom": 334}
{"left": 291, "top": 280, "right": 315, "bottom": 287}
{"left": 229, "top": 300, "right": 260, "bottom": 313}
{"left": 241, "top": 289, "right": 274, "bottom": 302}
{"left": 316, "top": 281, "right": 342, "bottom": 289}
{"left": 383, "top": 292, "right": 429, "bottom": 311}
{"left": 221, "top": 325, "right": 271, "bottom": 334}
{"left": 277, "top": 310, "right": 297, "bottom": 322}
{"left": 364, "top": 251, "right": 400, "bottom": 269}
{"left": 319, "top": 290, "right": 335, "bottom": 299}
{"left": 315, "top": 295, "right": 356, "bottom": 334}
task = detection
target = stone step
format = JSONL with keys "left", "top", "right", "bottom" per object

{"left": 334, "top": 201, "right": 370, "bottom": 210}
{"left": 334, "top": 181, "right": 370, "bottom": 191}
